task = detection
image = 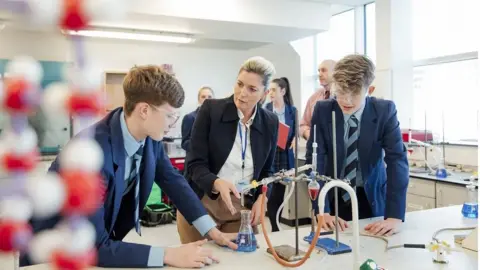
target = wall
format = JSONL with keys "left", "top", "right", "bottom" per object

{"left": 243, "top": 43, "right": 302, "bottom": 110}
{"left": 0, "top": 29, "right": 246, "bottom": 137}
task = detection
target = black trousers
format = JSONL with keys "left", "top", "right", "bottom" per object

{"left": 267, "top": 182, "right": 287, "bottom": 232}
{"left": 330, "top": 187, "right": 372, "bottom": 221}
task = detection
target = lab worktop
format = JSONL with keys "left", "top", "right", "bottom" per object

{"left": 296, "top": 149, "right": 476, "bottom": 186}
{"left": 17, "top": 206, "right": 478, "bottom": 270}
{"left": 409, "top": 171, "right": 476, "bottom": 186}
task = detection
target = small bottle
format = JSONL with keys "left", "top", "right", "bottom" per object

{"left": 236, "top": 210, "right": 257, "bottom": 252}
{"left": 305, "top": 180, "right": 321, "bottom": 241}
{"left": 308, "top": 180, "right": 320, "bottom": 201}
{"left": 461, "top": 184, "right": 478, "bottom": 219}
{"left": 435, "top": 157, "right": 447, "bottom": 179}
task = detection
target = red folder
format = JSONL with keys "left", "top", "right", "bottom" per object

{"left": 277, "top": 122, "right": 290, "bottom": 150}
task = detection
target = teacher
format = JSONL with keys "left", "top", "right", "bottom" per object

{"left": 177, "top": 56, "right": 279, "bottom": 243}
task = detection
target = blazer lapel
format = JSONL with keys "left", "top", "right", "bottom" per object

{"left": 250, "top": 106, "right": 264, "bottom": 179}
{"left": 218, "top": 97, "right": 239, "bottom": 173}
{"left": 285, "top": 105, "right": 295, "bottom": 140}
{"left": 327, "top": 102, "right": 345, "bottom": 178}
{"left": 109, "top": 109, "right": 126, "bottom": 229}
{"left": 358, "top": 98, "right": 377, "bottom": 176}
{"left": 139, "top": 138, "right": 155, "bottom": 207}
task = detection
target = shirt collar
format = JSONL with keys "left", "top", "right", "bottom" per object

{"left": 273, "top": 104, "right": 285, "bottom": 115}
{"left": 237, "top": 104, "right": 257, "bottom": 128}
{"left": 120, "top": 111, "right": 145, "bottom": 157}
{"left": 343, "top": 98, "right": 366, "bottom": 123}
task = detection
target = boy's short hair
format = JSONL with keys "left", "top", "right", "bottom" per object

{"left": 123, "top": 65, "right": 185, "bottom": 116}
{"left": 332, "top": 54, "right": 375, "bottom": 95}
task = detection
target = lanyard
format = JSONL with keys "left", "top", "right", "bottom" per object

{"left": 238, "top": 122, "right": 248, "bottom": 177}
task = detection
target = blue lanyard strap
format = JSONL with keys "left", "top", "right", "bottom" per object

{"left": 238, "top": 122, "right": 248, "bottom": 169}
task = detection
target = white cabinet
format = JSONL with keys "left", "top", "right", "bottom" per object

{"left": 406, "top": 193, "right": 436, "bottom": 212}
{"left": 407, "top": 177, "right": 436, "bottom": 198}
{"left": 407, "top": 177, "right": 470, "bottom": 212}
{"left": 436, "top": 182, "right": 468, "bottom": 208}
{"left": 406, "top": 177, "right": 436, "bottom": 212}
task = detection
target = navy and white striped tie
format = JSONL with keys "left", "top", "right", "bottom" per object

{"left": 132, "top": 145, "right": 144, "bottom": 236}
{"left": 343, "top": 115, "right": 359, "bottom": 202}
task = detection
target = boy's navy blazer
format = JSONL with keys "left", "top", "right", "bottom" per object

{"left": 306, "top": 97, "right": 409, "bottom": 220}
{"left": 23, "top": 107, "right": 209, "bottom": 268}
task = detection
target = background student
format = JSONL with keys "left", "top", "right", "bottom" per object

{"left": 181, "top": 86, "right": 214, "bottom": 153}
{"left": 264, "top": 77, "right": 297, "bottom": 232}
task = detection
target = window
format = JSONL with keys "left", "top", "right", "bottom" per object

{"left": 365, "top": 1, "right": 479, "bottom": 144}
{"left": 411, "top": 0, "right": 479, "bottom": 143}
{"left": 412, "top": 0, "right": 479, "bottom": 61}
{"left": 364, "top": 3, "right": 376, "bottom": 63}
{"left": 316, "top": 10, "right": 356, "bottom": 66}
{"left": 412, "top": 59, "right": 479, "bottom": 143}
{"left": 293, "top": 9, "right": 355, "bottom": 114}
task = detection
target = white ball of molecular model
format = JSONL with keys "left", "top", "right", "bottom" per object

{"left": 26, "top": 173, "right": 66, "bottom": 219}
{"left": 0, "top": 196, "right": 33, "bottom": 222}
{"left": 60, "top": 138, "right": 104, "bottom": 172}
{"left": 42, "top": 82, "right": 71, "bottom": 115}
{"left": 5, "top": 55, "right": 43, "bottom": 85}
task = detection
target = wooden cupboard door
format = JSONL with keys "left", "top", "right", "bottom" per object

{"left": 104, "top": 73, "right": 126, "bottom": 111}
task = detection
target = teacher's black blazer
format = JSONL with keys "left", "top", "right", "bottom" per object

{"left": 185, "top": 95, "right": 279, "bottom": 208}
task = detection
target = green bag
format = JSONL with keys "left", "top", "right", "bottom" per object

{"left": 146, "top": 182, "right": 163, "bottom": 206}
{"left": 141, "top": 183, "right": 174, "bottom": 227}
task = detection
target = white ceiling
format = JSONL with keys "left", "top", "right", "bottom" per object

{"left": 293, "top": 0, "right": 373, "bottom": 5}
{"left": 0, "top": 0, "right": 373, "bottom": 51}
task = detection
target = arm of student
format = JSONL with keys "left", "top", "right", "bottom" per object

{"left": 181, "top": 114, "right": 194, "bottom": 152}
{"left": 305, "top": 103, "right": 330, "bottom": 214}
{"left": 44, "top": 159, "right": 154, "bottom": 268}
{"left": 382, "top": 102, "right": 409, "bottom": 221}
{"left": 186, "top": 100, "right": 220, "bottom": 198}
{"left": 299, "top": 99, "right": 312, "bottom": 140}
{"left": 156, "top": 144, "right": 216, "bottom": 231}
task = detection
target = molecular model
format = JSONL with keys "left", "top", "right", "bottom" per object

{"left": 0, "top": 1, "right": 127, "bottom": 269}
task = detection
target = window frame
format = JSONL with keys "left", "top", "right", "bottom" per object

{"left": 363, "top": 2, "right": 479, "bottom": 146}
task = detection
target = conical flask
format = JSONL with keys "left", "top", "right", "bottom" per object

{"left": 308, "top": 180, "right": 320, "bottom": 201}
{"left": 462, "top": 183, "right": 478, "bottom": 218}
{"left": 236, "top": 210, "right": 257, "bottom": 252}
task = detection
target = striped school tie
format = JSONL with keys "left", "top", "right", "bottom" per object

{"left": 132, "top": 145, "right": 144, "bottom": 236}
{"left": 342, "top": 115, "right": 359, "bottom": 202}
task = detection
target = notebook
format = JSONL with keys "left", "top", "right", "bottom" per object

{"left": 277, "top": 122, "right": 290, "bottom": 150}
{"left": 462, "top": 227, "right": 478, "bottom": 252}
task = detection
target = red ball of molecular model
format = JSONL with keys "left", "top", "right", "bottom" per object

{"left": 0, "top": 0, "right": 127, "bottom": 269}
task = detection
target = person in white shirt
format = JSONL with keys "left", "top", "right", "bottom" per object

{"left": 177, "top": 57, "right": 280, "bottom": 243}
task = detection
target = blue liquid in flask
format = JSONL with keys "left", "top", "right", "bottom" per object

{"left": 236, "top": 210, "right": 257, "bottom": 252}
{"left": 462, "top": 184, "right": 478, "bottom": 219}
{"left": 462, "top": 203, "right": 478, "bottom": 218}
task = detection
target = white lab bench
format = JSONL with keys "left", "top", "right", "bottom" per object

{"left": 14, "top": 205, "right": 478, "bottom": 270}
{"left": 287, "top": 149, "right": 476, "bottom": 225}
